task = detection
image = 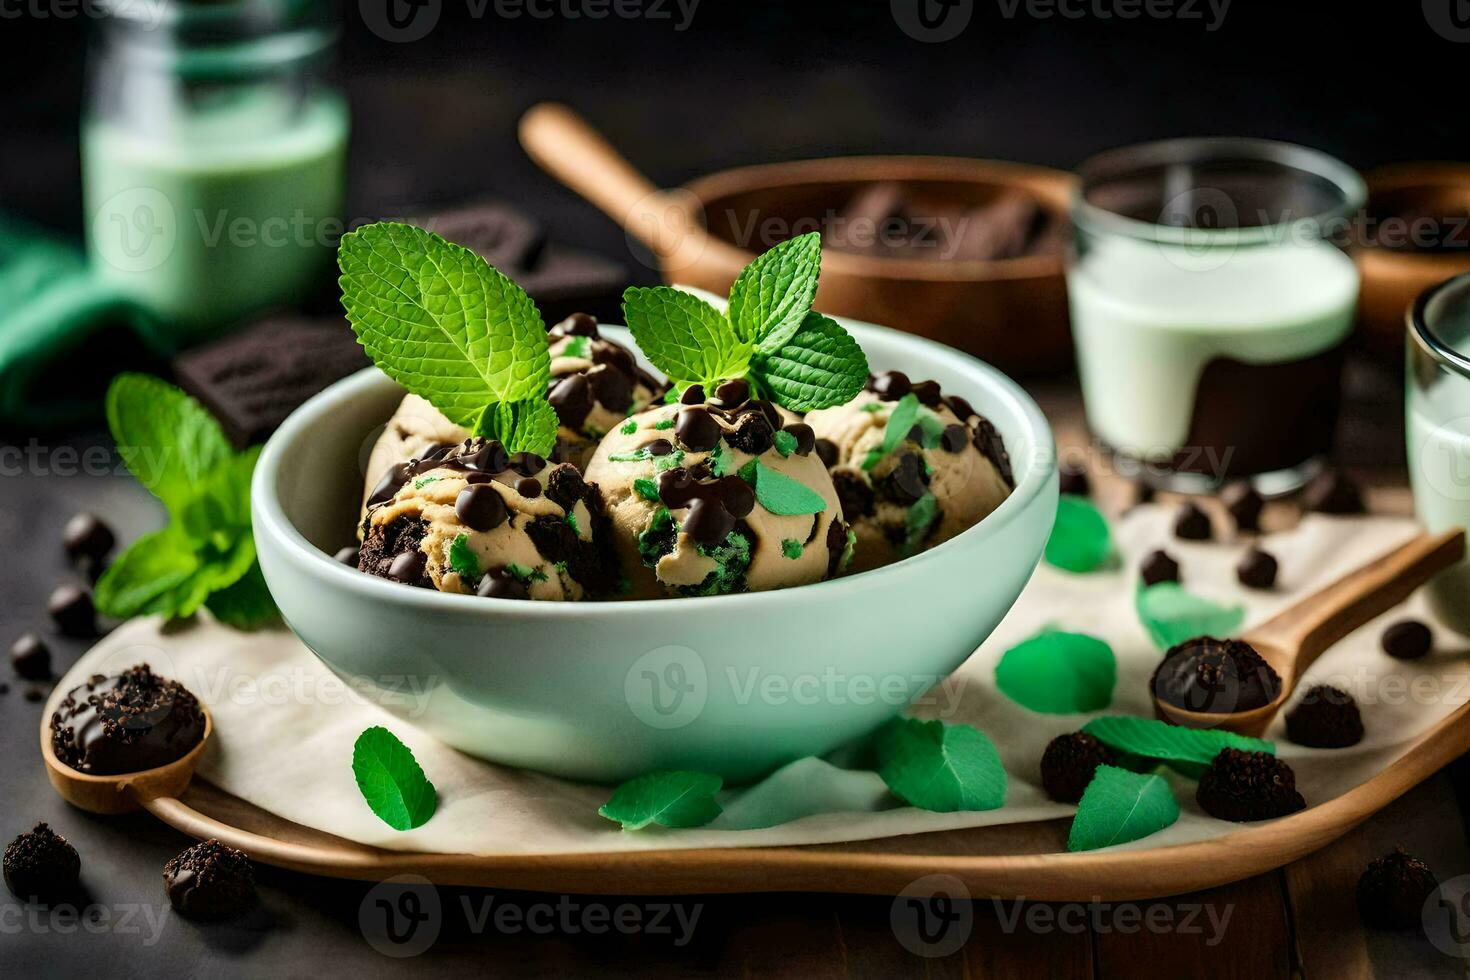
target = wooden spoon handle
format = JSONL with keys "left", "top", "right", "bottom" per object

{"left": 1245, "top": 528, "right": 1465, "bottom": 682}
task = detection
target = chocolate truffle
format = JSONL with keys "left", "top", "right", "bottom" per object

{"left": 47, "top": 584, "right": 97, "bottom": 638}
{"left": 1303, "top": 469, "right": 1365, "bottom": 515}
{"left": 1381, "top": 620, "right": 1433, "bottom": 661}
{"left": 1358, "top": 848, "right": 1437, "bottom": 929}
{"left": 162, "top": 839, "right": 256, "bottom": 920}
{"left": 1140, "top": 549, "right": 1180, "bottom": 587}
{"left": 1152, "top": 637, "right": 1281, "bottom": 714}
{"left": 1285, "top": 684, "right": 1364, "bottom": 748}
{"left": 1196, "top": 748, "right": 1305, "bottom": 822}
{"left": 9, "top": 633, "right": 50, "bottom": 680}
{"left": 4, "top": 823, "right": 80, "bottom": 902}
{"left": 1173, "top": 502, "right": 1212, "bottom": 541}
{"left": 1221, "top": 482, "right": 1264, "bottom": 533}
{"left": 62, "top": 513, "right": 115, "bottom": 566}
{"left": 1236, "top": 547, "right": 1278, "bottom": 590}
{"left": 50, "top": 665, "right": 206, "bottom": 775}
{"left": 1040, "top": 732, "right": 1115, "bottom": 803}
{"left": 1058, "top": 462, "right": 1090, "bottom": 497}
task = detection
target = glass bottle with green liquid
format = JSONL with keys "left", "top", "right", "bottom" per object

{"left": 84, "top": 0, "right": 349, "bottom": 350}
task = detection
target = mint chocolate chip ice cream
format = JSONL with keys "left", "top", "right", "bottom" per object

{"left": 545, "top": 313, "right": 663, "bottom": 468}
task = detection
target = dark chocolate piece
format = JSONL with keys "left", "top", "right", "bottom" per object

{"left": 50, "top": 664, "right": 206, "bottom": 775}
{"left": 1221, "top": 482, "right": 1264, "bottom": 533}
{"left": 455, "top": 484, "right": 508, "bottom": 532}
{"left": 833, "top": 470, "right": 875, "bottom": 520}
{"left": 675, "top": 407, "right": 721, "bottom": 452}
{"left": 4, "top": 823, "right": 80, "bottom": 902}
{"left": 48, "top": 584, "right": 97, "bottom": 638}
{"left": 712, "top": 379, "right": 750, "bottom": 407}
{"left": 868, "top": 371, "right": 911, "bottom": 401}
{"left": 516, "top": 477, "right": 542, "bottom": 499}
{"left": 1196, "top": 749, "right": 1305, "bottom": 822}
{"left": 1236, "top": 547, "right": 1278, "bottom": 590}
{"left": 1173, "top": 502, "right": 1212, "bottom": 541}
{"left": 1058, "top": 463, "right": 1090, "bottom": 497}
{"left": 1358, "top": 849, "right": 1437, "bottom": 929}
{"left": 1152, "top": 637, "right": 1281, "bottom": 714}
{"left": 783, "top": 423, "right": 816, "bottom": 456}
{"left": 939, "top": 424, "right": 968, "bottom": 454}
{"left": 1285, "top": 684, "right": 1363, "bottom": 748}
{"left": 388, "top": 551, "right": 427, "bottom": 584}
{"left": 814, "top": 438, "right": 839, "bottom": 469}
{"left": 679, "top": 384, "right": 706, "bottom": 405}
{"left": 10, "top": 633, "right": 50, "bottom": 680}
{"left": 550, "top": 312, "right": 598, "bottom": 338}
{"left": 333, "top": 546, "right": 360, "bottom": 566}
{"left": 162, "top": 839, "right": 257, "bottom": 921}
{"left": 1381, "top": 620, "right": 1433, "bottom": 661}
{"left": 418, "top": 201, "right": 546, "bottom": 270}
{"left": 725, "top": 414, "right": 774, "bottom": 456}
{"left": 910, "top": 379, "right": 942, "bottom": 406}
{"left": 1040, "top": 731, "right": 1115, "bottom": 803}
{"left": 1140, "top": 549, "right": 1180, "bottom": 587}
{"left": 357, "top": 517, "right": 434, "bottom": 588}
{"left": 1303, "top": 468, "right": 1365, "bottom": 515}
{"left": 62, "top": 513, "right": 115, "bottom": 566}
{"left": 478, "top": 570, "right": 530, "bottom": 600}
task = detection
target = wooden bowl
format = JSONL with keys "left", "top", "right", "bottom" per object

{"left": 520, "top": 104, "right": 1075, "bottom": 375}
{"left": 1357, "top": 163, "right": 1470, "bottom": 354}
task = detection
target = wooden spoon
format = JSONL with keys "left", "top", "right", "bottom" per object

{"left": 1155, "top": 528, "right": 1465, "bottom": 737}
{"left": 40, "top": 705, "right": 212, "bottom": 815}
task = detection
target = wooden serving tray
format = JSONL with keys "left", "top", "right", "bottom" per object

{"left": 137, "top": 699, "right": 1470, "bottom": 901}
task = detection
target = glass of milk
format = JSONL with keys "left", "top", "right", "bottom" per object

{"left": 1069, "top": 139, "right": 1365, "bottom": 495}
{"left": 1409, "top": 273, "right": 1470, "bottom": 634}
{"left": 83, "top": 0, "right": 349, "bottom": 349}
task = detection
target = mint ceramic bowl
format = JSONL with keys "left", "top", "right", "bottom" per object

{"left": 252, "top": 319, "right": 1058, "bottom": 784}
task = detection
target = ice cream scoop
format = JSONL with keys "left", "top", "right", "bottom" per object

{"left": 805, "top": 371, "right": 1013, "bottom": 573}
{"left": 544, "top": 313, "right": 664, "bottom": 467}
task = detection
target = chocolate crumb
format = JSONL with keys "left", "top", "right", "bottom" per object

{"left": 1285, "top": 684, "right": 1363, "bottom": 748}
{"left": 163, "top": 839, "right": 257, "bottom": 920}
{"left": 1358, "top": 848, "right": 1437, "bottom": 929}
{"left": 1196, "top": 748, "right": 1305, "bottom": 822}
{"left": 50, "top": 664, "right": 206, "bottom": 775}
{"left": 1040, "top": 732, "right": 1115, "bottom": 803}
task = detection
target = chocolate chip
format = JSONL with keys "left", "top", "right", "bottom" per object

{"left": 516, "top": 478, "right": 542, "bottom": 499}
{"left": 679, "top": 384, "right": 706, "bottom": 405}
{"left": 783, "top": 423, "right": 816, "bottom": 456}
{"left": 1058, "top": 463, "right": 1089, "bottom": 497}
{"left": 455, "top": 484, "right": 508, "bottom": 532}
{"left": 366, "top": 463, "right": 411, "bottom": 509}
{"left": 1134, "top": 481, "right": 1156, "bottom": 506}
{"left": 973, "top": 417, "right": 1014, "bottom": 488}
{"left": 333, "top": 546, "right": 360, "bottom": 566}
{"left": 911, "top": 379, "right": 942, "bottom": 406}
{"left": 1040, "top": 732, "right": 1115, "bottom": 803}
{"left": 9, "top": 633, "right": 50, "bottom": 681}
{"left": 833, "top": 470, "right": 875, "bottom": 520}
{"left": 163, "top": 839, "right": 256, "bottom": 921}
{"left": 682, "top": 498, "right": 736, "bottom": 546}
{"left": 588, "top": 364, "right": 633, "bottom": 412}
{"left": 1222, "top": 482, "right": 1264, "bottom": 533}
{"left": 675, "top": 407, "right": 722, "bottom": 452}
{"left": 551, "top": 312, "right": 599, "bottom": 338}
{"left": 1358, "top": 849, "right": 1437, "bottom": 929}
{"left": 1173, "top": 502, "right": 1212, "bottom": 541}
{"left": 509, "top": 451, "right": 547, "bottom": 476}
{"left": 884, "top": 452, "right": 928, "bottom": 504}
{"left": 24, "top": 687, "right": 44, "bottom": 703}
{"left": 712, "top": 379, "right": 750, "bottom": 407}
{"left": 940, "top": 424, "right": 968, "bottom": 453}
{"left": 1140, "top": 549, "right": 1180, "bottom": 587}
{"left": 548, "top": 374, "right": 594, "bottom": 430}
{"left": 826, "top": 518, "right": 849, "bottom": 577}
{"left": 814, "top": 438, "right": 839, "bottom": 469}
{"left": 478, "top": 571, "right": 529, "bottom": 600}
{"left": 869, "top": 371, "right": 911, "bottom": 401}
{"left": 1237, "top": 547, "right": 1278, "bottom": 590}
{"left": 387, "top": 551, "right": 427, "bottom": 583}
{"left": 466, "top": 440, "right": 511, "bottom": 475}
{"left": 4, "top": 823, "right": 80, "bottom": 902}
{"left": 725, "top": 414, "right": 774, "bottom": 455}
{"left": 62, "top": 513, "right": 114, "bottom": 565}
{"left": 1303, "top": 469, "right": 1365, "bottom": 514}
{"left": 640, "top": 438, "right": 672, "bottom": 458}
{"left": 1381, "top": 620, "right": 1432, "bottom": 661}
{"left": 48, "top": 585, "right": 96, "bottom": 638}
{"left": 465, "top": 470, "right": 494, "bottom": 484}
{"left": 944, "top": 393, "right": 978, "bottom": 421}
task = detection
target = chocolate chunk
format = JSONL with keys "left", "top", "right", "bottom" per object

{"left": 1285, "top": 684, "right": 1363, "bottom": 748}
{"left": 387, "top": 551, "right": 427, "bottom": 583}
{"left": 455, "top": 484, "right": 508, "bottom": 532}
{"left": 544, "top": 464, "right": 588, "bottom": 511}
{"left": 172, "top": 315, "right": 369, "bottom": 448}
{"left": 24, "top": 686, "right": 44, "bottom": 703}
{"left": 1139, "top": 549, "right": 1180, "bottom": 587}
{"left": 682, "top": 499, "right": 737, "bottom": 546}
{"left": 826, "top": 518, "right": 850, "bottom": 577}
{"left": 1381, "top": 620, "right": 1433, "bottom": 661}
{"left": 1221, "top": 482, "right": 1264, "bottom": 533}
{"left": 588, "top": 364, "right": 633, "bottom": 412}
{"left": 1173, "top": 502, "right": 1213, "bottom": 541}
{"left": 783, "top": 423, "right": 816, "bottom": 456}
{"left": 62, "top": 513, "right": 114, "bottom": 565}
{"left": 1358, "top": 849, "right": 1437, "bottom": 929}
{"left": 1058, "top": 462, "right": 1089, "bottom": 497}
{"left": 366, "top": 462, "right": 411, "bottom": 509}
{"left": 878, "top": 452, "right": 928, "bottom": 504}
{"left": 869, "top": 371, "right": 911, "bottom": 401}
{"left": 516, "top": 477, "right": 542, "bottom": 499}
{"left": 548, "top": 373, "right": 594, "bottom": 431}
{"left": 1040, "top": 732, "right": 1115, "bottom": 803}
{"left": 1134, "top": 481, "right": 1156, "bottom": 506}
{"left": 711, "top": 379, "right": 750, "bottom": 407}
{"left": 48, "top": 584, "right": 97, "bottom": 638}
{"left": 973, "top": 417, "right": 1014, "bottom": 487}
{"left": 551, "top": 312, "right": 599, "bottom": 338}
{"left": 675, "top": 407, "right": 722, "bottom": 452}
{"left": 940, "top": 424, "right": 968, "bottom": 454}
{"left": 464, "top": 440, "right": 511, "bottom": 475}
{"left": 725, "top": 414, "right": 774, "bottom": 455}
{"left": 478, "top": 571, "right": 529, "bottom": 600}
{"left": 1303, "top": 468, "right": 1365, "bottom": 514}
{"left": 814, "top": 438, "right": 839, "bottom": 469}
{"left": 0, "top": 683, "right": 8, "bottom": 695}
{"left": 4, "top": 823, "right": 80, "bottom": 902}
{"left": 10, "top": 633, "right": 50, "bottom": 680}
{"left": 945, "top": 393, "right": 978, "bottom": 422}
{"left": 833, "top": 470, "right": 875, "bottom": 520}
{"left": 1196, "top": 749, "right": 1305, "bottom": 822}
{"left": 421, "top": 201, "right": 546, "bottom": 270}
{"left": 911, "top": 379, "right": 942, "bottom": 406}
{"left": 333, "top": 546, "right": 360, "bottom": 566}
{"left": 679, "top": 384, "right": 706, "bottom": 405}
{"left": 1236, "top": 547, "right": 1278, "bottom": 590}
{"left": 163, "top": 839, "right": 256, "bottom": 921}
{"left": 358, "top": 517, "right": 432, "bottom": 587}
{"left": 1152, "top": 637, "right": 1281, "bottom": 714}
{"left": 50, "top": 664, "right": 206, "bottom": 775}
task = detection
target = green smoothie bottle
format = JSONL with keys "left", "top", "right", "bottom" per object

{"left": 83, "top": 0, "right": 348, "bottom": 350}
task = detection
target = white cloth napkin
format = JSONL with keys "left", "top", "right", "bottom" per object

{"left": 51, "top": 509, "right": 1470, "bottom": 856}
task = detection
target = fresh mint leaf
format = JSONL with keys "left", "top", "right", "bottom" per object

{"left": 633, "top": 478, "right": 660, "bottom": 502}
{"left": 1067, "top": 766, "right": 1179, "bottom": 852}
{"left": 876, "top": 718, "right": 1007, "bottom": 812}
{"left": 752, "top": 311, "right": 868, "bottom": 412}
{"left": 352, "top": 727, "right": 437, "bottom": 831}
{"left": 474, "top": 397, "right": 559, "bottom": 457}
{"left": 1134, "top": 583, "right": 1245, "bottom": 651}
{"left": 744, "top": 459, "right": 827, "bottom": 516}
{"left": 205, "top": 561, "right": 280, "bottom": 630}
{"left": 862, "top": 393, "right": 921, "bottom": 471}
{"left": 179, "top": 445, "right": 260, "bottom": 552}
{"left": 772, "top": 429, "right": 798, "bottom": 457}
{"left": 1082, "top": 715, "right": 1274, "bottom": 765}
{"left": 414, "top": 476, "right": 440, "bottom": 489}
{"left": 709, "top": 441, "right": 733, "bottom": 477}
{"left": 95, "top": 528, "right": 200, "bottom": 619}
{"left": 995, "top": 629, "right": 1116, "bottom": 714}
{"left": 1044, "top": 495, "right": 1112, "bottom": 573}
{"left": 449, "top": 534, "right": 481, "bottom": 581}
{"left": 727, "top": 232, "right": 821, "bottom": 351}
{"left": 107, "top": 373, "right": 233, "bottom": 518}
{"left": 901, "top": 493, "right": 939, "bottom": 556}
{"left": 598, "top": 771, "right": 723, "bottom": 831}
{"left": 339, "top": 221, "right": 551, "bottom": 427}
{"left": 622, "top": 286, "right": 753, "bottom": 388}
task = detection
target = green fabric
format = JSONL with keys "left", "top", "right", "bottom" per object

{"left": 0, "top": 217, "right": 164, "bottom": 429}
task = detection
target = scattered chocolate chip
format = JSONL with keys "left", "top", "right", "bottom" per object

{"left": 1285, "top": 684, "right": 1363, "bottom": 748}
{"left": 833, "top": 470, "right": 875, "bottom": 520}
{"left": 1303, "top": 469, "right": 1365, "bottom": 514}
{"left": 783, "top": 423, "right": 816, "bottom": 456}
{"left": 516, "top": 477, "right": 542, "bottom": 499}
{"left": 679, "top": 384, "right": 706, "bottom": 405}
{"left": 1381, "top": 620, "right": 1433, "bottom": 661}
{"left": 1221, "top": 482, "right": 1264, "bottom": 533}
{"left": 62, "top": 513, "right": 114, "bottom": 565}
{"left": 1173, "top": 502, "right": 1212, "bottom": 541}
{"left": 1152, "top": 637, "right": 1281, "bottom": 714}
{"left": 1134, "top": 481, "right": 1156, "bottom": 506}
{"left": 333, "top": 546, "right": 360, "bottom": 566}
{"left": 869, "top": 371, "right": 911, "bottom": 401}
{"left": 455, "top": 484, "right": 508, "bottom": 532}
{"left": 814, "top": 438, "right": 839, "bottom": 469}
{"left": 675, "top": 407, "right": 722, "bottom": 452}
{"left": 910, "top": 379, "right": 942, "bottom": 406}
{"left": 0, "top": 683, "right": 9, "bottom": 695}
{"left": 1196, "top": 748, "right": 1305, "bottom": 822}
{"left": 478, "top": 570, "right": 529, "bottom": 600}
{"left": 1358, "top": 849, "right": 1437, "bottom": 929}
{"left": 4, "top": 823, "right": 80, "bottom": 902}
{"left": 682, "top": 498, "right": 737, "bottom": 547}
{"left": 1058, "top": 463, "right": 1090, "bottom": 497}
{"left": 1236, "top": 547, "right": 1279, "bottom": 590}
{"left": 10, "top": 633, "right": 50, "bottom": 681}
{"left": 944, "top": 393, "right": 977, "bottom": 422}
{"left": 388, "top": 551, "right": 427, "bottom": 584}
{"left": 24, "top": 687, "right": 44, "bottom": 703}
{"left": 939, "top": 424, "right": 969, "bottom": 454}
{"left": 551, "top": 312, "right": 599, "bottom": 338}
{"left": 1140, "top": 549, "right": 1180, "bottom": 587}
{"left": 163, "top": 839, "right": 256, "bottom": 921}
{"left": 47, "top": 585, "right": 97, "bottom": 638}
{"left": 973, "top": 417, "right": 1014, "bottom": 488}
{"left": 1040, "top": 732, "right": 1115, "bottom": 803}
{"left": 50, "top": 665, "right": 206, "bottom": 775}
{"left": 725, "top": 413, "right": 774, "bottom": 456}
{"left": 712, "top": 379, "right": 750, "bottom": 407}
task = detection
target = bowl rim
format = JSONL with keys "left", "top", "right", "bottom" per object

{"left": 252, "top": 318, "right": 1057, "bottom": 618}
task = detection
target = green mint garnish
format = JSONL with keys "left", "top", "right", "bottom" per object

{"left": 684, "top": 530, "right": 752, "bottom": 597}
{"left": 842, "top": 527, "right": 856, "bottom": 571}
{"left": 338, "top": 221, "right": 556, "bottom": 456}
{"left": 633, "top": 478, "right": 661, "bottom": 502}
{"left": 861, "top": 403, "right": 884, "bottom": 413}
{"left": 654, "top": 419, "right": 674, "bottom": 430}
{"left": 1067, "top": 766, "right": 1179, "bottom": 852}
{"left": 727, "top": 231, "right": 822, "bottom": 351}
{"left": 638, "top": 507, "right": 676, "bottom": 566}
{"left": 413, "top": 476, "right": 440, "bottom": 489}
{"left": 653, "top": 449, "right": 687, "bottom": 473}
{"left": 620, "top": 419, "right": 638, "bottom": 435}
{"left": 561, "top": 334, "right": 592, "bottom": 360}
{"left": 751, "top": 310, "right": 867, "bottom": 412}
{"left": 1082, "top": 715, "right": 1273, "bottom": 765}
{"left": 709, "top": 441, "right": 732, "bottom": 477}
{"left": 772, "top": 430, "right": 798, "bottom": 457}
{"left": 352, "top": 726, "right": 437, "bottom": 831}
{"left": 505, "top": 561, "right": 547, "bottom": 584}
{"left": 901, "top": 493, "right": 939, "bottom": 556}
{"left": 565, "top": 510, "right": 582, "bottom": 536}
{"left": 876, "top": 718, "right": 1006, "bottom": 813}
{"left": 94, "top": 374, "right": 276, "bottom": 628}
{"left": 915, "top": 408, "right": 946, "bottom": 449}
{"left": 609, "top": 449, "right": 650, "bottom": 462}
{"left": 1134, "top": 582, "right": 1245, "bottom": 651}
{"left": 598, "top": 771, "right": 723, "bottom": 831}
{"left": 738, "top": 458, "right": 826, "bottom": 516}
{"left": 1044, "top": 495, "right": 1112, "bottom": 573}
{"left": 994, "top": 629, "right": 1116, "bottom": 714}
{"left": 781, "top": 538, "right": 803, "bottom": 559}
{"left": 623, "top": 287, "right": 755, "bottom": 391}
{"left": 862, "top": 393, "right": 921, "bottom": 470}
{"left": 448, "top": 534, "right": 481, "bottom": 581}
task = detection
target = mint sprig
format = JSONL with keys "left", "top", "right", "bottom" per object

{"left": 727, "top": 232, "right": 822, "bottom": 351}
{"left": 95, "top": 374, "right": 277, "bottom": 628}
{"left": 623, "top": 286, "right": 754, "bottom": 390}
{"left": 352, "top": 727, "right": 437, "bottom": 831}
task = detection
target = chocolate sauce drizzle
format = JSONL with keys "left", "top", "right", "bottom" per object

{"left": 546, "top": 313, "right": 664, "bottom": 432}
